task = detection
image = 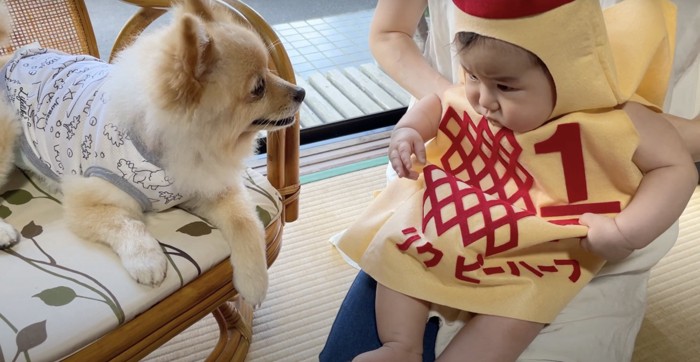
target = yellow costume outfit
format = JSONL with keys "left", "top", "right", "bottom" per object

{"left": 337, "top": 0, "right": 676, "bottom": 323}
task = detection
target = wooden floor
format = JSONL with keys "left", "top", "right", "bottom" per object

{"left": 297, "top": 63, "right": 410, "bottom": 128}
{"left": 249, "top": 63, "right": 404, "bottom": 176}
{"left": 250, "top": 127, "right": 391, "bottom": 178}
{"left": 297, "top": 127, "right": 391, "bottom": 175}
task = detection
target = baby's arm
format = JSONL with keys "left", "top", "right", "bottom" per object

{"left": 579, "top": 102, "right": 698, "bottom": 261}
{"left": 388, "top": 93, "right": 443, "bottom": 179}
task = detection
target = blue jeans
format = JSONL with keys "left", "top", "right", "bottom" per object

{"left": 319, "top": 271, "right": 439, "bottom": 362}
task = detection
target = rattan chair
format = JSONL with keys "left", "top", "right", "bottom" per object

{"left": 0, "top": 0, "right": 299, "bottom": 360}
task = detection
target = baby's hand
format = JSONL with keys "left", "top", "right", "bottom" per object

{"left": 578, "top": 213, "right": 635, "bottom": 261}
{"left": 388, "top": 128, "right": 426, "bottom": 180}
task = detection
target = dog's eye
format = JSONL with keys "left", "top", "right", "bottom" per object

{"left": 251, "top": 78, "right": 266, "bottom": 99}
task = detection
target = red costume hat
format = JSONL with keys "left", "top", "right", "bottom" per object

{"left": 452, "top": 0, "right": 574, "bottom": 19}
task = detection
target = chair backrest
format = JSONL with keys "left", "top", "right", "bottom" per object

{"left": 0, "top": 0, "right": 301, "bottom": 222}
{"left": 0, "top": 0, "right": 99, "bottom": 57}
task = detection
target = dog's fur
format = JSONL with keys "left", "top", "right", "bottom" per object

{"left": 0, "top": 0, "right": 304, "bottom": 305}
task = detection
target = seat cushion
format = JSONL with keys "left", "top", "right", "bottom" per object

{"left": 0, "top": 167, "right": 281, "bottom": 361}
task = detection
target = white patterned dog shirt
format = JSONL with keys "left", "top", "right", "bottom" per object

{"left": 1, "top": 47, "right": 183, "bottom": 211}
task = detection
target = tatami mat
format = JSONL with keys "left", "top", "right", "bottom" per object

{"left": 633, "top": 189, "right": 700, "bottom": 361}
{"left": 143, "top": 165, "right": 700, "bottom": 362}
{"left": 143, "top": 166, "right": 386, "bottom": 362}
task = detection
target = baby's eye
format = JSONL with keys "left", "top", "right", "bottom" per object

{"left": 467, "top": 73, "right": 478, "bottom": 81}
{"left": 497, "top": 84, "right": 515, "bottom": 91}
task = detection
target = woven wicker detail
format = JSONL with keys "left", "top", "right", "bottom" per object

{"left": 279, "top": 184, "right": 301, "bottom": 205}
{"left": 0, "top": 0, "right": 94, "bottom": 56}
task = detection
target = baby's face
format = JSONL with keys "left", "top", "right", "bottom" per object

{"left": 459, "top": 41, "right": 555, "bottom": 133}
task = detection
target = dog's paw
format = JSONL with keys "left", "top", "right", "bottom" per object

{"left": 0, "top": 222, "right": 20, "bottom": 249}
{"left": 232, "top": 261, "right": 269, "bottom": 306}
{"left": 120, "top": 240, "right": 168, "bottom": 287}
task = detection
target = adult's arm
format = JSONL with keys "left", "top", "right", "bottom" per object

{"left": 370, "top": 0, "right": 453, "bottom": 99}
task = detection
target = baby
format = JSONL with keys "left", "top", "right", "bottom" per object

{"left": 339, "top": 0, "right": 697, "bottom": 361}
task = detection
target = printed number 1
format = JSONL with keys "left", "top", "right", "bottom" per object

{"left": 533, "top": 123, "right": 587, "bottom": 203}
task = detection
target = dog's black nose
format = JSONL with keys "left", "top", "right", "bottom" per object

{"left": 293, "top": 87, "right": 306, "bottom": 103}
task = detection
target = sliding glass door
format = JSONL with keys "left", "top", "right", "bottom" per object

{"left": 247, "top": 0, "right": 409, "bottom": 142}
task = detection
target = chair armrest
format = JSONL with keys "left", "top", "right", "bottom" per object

{"left": 225, "top": 0, "right": 301, "bottom": 222}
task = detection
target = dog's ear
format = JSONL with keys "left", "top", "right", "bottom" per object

{"left": 179, "top": 15, "right": 217, "bottom": 79}
{"left": 161, "top": 13, "right": 218, "bottom": 109}
{"left": 181, "top": 0, "right": 215, "bottom": 22}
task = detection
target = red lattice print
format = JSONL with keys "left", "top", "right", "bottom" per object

{"left": 422, "top": 165, "right": 532, "bottom": 256}
{"left": 438, "top": 107, "right": 535, "bottom": 212}
{"left": 419, "top": 108, "right": 536, "bottom": 256}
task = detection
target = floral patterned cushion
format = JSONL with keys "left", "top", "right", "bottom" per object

{"left": 0, "top": 167, "right": 281, "bottom": 361}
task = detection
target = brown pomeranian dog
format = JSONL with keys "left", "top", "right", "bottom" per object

{"left": 0, "top": 0, "right": 304, "bottom": 305}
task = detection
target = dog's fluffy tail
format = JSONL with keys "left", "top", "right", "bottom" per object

{"left": 0, "top": 2, "right": 11, "bottom": 46}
